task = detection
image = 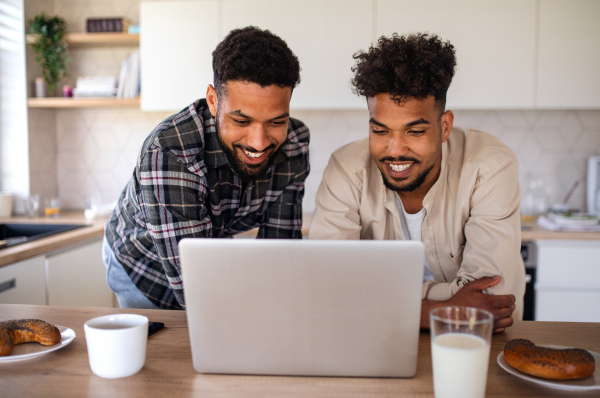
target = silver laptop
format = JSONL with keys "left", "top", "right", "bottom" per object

{"left": 179, "top": 239, "right": 424, "bottom": 378}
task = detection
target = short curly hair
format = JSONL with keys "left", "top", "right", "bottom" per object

{"left": 212, "top": 26, "right": 301, "bottom": 97}
{"left": 351, "top": 33, "right": 456, "bottom": 113}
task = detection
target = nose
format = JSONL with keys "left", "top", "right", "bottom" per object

{"left": 245, "top": 124, "right": 271, "bottom": 152}
{"left": 387, "top": 133, "right": 409, "bottom": 158}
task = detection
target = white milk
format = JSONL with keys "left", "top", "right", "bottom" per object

{"left": 431, "top": 333, "right": 490, "bottom": 398}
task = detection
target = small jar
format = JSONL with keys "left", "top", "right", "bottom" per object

{"left": 35, "top": 77, "right": 47, "bottom": 98}
{"left": 63, "top": 85, "right": 73, "bottom": 98}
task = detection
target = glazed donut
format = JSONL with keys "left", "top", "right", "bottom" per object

{"left": 504, "top": 339, "right": 595, "bottom": 380}
{"left": 0, "top": 319, "right": 61, "bottom": 356}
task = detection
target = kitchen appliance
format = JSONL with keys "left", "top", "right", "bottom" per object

{"left": 521, "top": 242, "right": 536, "bottom": 321}
{"left": 587, "top": 156, "right": 600, "bottom": 215}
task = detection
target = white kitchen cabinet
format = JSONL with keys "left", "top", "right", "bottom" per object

{"left": 535, "top": 240, "right": 600, "bottom": 322}
{"left": 0, "top": 256, "right": 46, "bottom": 305}
{"left": 377, "top": 0, "right": 537, "bottom": 109}
{"left": 140, "top": 0, "right": 220, "bottom": 111}
{"left": 537, "top": 0, "right": 600, "bottom": 108}
{"left": 46, "top": 239, "right": 114, "bottom": 307}
{"left": 222, "top": 0, "right": 372, "bottom": 110}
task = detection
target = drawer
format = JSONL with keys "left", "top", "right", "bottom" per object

{"left": 0, "top": 255, "right": 46, "bottom": 305}
{"left": 536, "top": 240, "right": 600, "bottom": 289}
{"left": 535, "top": 289, "right": 600, "bottom": 322}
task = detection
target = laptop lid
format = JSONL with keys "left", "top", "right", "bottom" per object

{"left": 180, "top": 239, "right": 424, "bottom": 377}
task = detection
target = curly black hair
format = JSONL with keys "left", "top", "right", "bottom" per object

{"left": 351, "top": 33, "right": 456, "bottom": 112}
{"left": 212, "top": 26, "right": 301, "bottom": 97}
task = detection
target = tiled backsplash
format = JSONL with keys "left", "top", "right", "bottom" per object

{"left": 29, "top": 108, "right": 600, "bottom": 214}
{"left": 24, "top": 0, "right": 600, "bottom": 214}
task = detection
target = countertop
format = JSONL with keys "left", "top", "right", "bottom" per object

{"left": 0, "top": 211, "right": 107, "bottom": 268}
{"left": 241, "top": 214, "right": 600, "bottom": 242}
{"left": 1, "top": 304, "right": 598, "bottom": 397}
{"left": 521, "top": 222, "right": 600, "bottom": 241}
{"left": 2, "top": 211, "right": 599, "bottom": 269}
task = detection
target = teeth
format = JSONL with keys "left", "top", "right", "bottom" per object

{"left": 243, "top": 149, "right": 263, "bottom": 158}
{"left": 389, "top": 163, "right": 412, "bottom": 172}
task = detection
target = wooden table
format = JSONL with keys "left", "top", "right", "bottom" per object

{"left": 0, "top": 304, "right": 598, "bottom": 397}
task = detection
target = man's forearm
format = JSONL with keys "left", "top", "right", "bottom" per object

{"left": 420, "top": 299, "right": 448, "bottom": 329}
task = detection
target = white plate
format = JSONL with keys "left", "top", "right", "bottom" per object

{"left": 0, "top": 325, "right": 76, "bottom": 363}
{"left": 497, "top": 345, "right": 600, "bottom": 391}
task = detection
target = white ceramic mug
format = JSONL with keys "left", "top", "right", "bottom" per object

{"left": 84, "top": 314, "right": 149, "bottom": 378}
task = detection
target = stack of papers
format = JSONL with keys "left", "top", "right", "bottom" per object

{"left": 73, "top": 76, "right": 118, "bottom": 97}
{"left": 537, "top": 214, "right": 600, "bottom": 232}
{"left": 116, "top": 50, "right": 140, "bottom": 99}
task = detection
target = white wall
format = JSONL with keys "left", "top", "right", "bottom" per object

{"left": 23, "top": 0, "right": 600, "bottom": 215}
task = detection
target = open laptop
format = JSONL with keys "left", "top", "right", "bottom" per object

{"left": 179, "top": 239, "right": 424, "bottom": 378}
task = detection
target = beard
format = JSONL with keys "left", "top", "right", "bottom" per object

{"left": 215, "top": 117, "right": 281, "bottom": 183}
{"left": 379, "top": 156, "right": 436, "bottom": 193}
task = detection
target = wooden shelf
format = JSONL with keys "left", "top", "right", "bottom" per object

{"left": 27, "top": 97, "right": 140, "bottom": 108}
{"left": 26, "top": 32, "right": 139, "bottom": 48}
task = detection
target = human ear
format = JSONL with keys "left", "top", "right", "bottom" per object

{"left": 206, "top": 84, "right": 218, "bottom": 117}
{"left": 440, "top": 110, "right": 454, "bottom": 143}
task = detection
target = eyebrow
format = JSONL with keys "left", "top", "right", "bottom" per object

{"left": 369, "top": 117, "right": 388, "bottom": 128}
{"left": 229, "top": 110, "right": 290, "bottom": 121}
{"left": 405, "top": 118, "right": 430, "bottom": 127}
{"left": 369, "top": 117, "right": 431, "bottom": 129}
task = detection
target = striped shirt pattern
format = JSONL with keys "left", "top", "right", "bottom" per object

{"left": 105, "top": 99, "right": 310, "bottom": 309}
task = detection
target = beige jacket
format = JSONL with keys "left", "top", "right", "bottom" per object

{"left": 309, "top": 127, "right": 525, "bottom": 319}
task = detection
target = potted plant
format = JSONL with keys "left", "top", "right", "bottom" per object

{"left": 28, "top": 13, "right": 70, "bottom": 96}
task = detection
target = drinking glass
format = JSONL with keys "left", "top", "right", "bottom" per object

{"left": 44, "top": 197, "right": 60, "bottom": 217}
{"left": 430, "top": 307, "right": 493, "bottom": 398}
{"left": 26, "top": 194, "right": 40, "bottom": 218}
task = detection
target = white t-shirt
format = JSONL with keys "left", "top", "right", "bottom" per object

{"left": 394, "top": 193, "right": 435, "bottom": 283}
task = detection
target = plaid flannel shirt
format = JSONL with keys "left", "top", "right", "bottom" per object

{"left": 105, "top": 99, "right": 310, "bottom": 309}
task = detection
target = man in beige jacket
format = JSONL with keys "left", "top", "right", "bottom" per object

{"left": 309, "top": 33, "right": 525, "bottom": 332}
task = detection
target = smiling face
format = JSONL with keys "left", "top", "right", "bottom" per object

{"left": 206, "top": 81, "right": 292, "bottom": 181}
{"left": 368, "top": 94, "right": 453, "bottom": 197}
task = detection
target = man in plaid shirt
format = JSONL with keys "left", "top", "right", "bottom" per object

{"left": 103, "top": 27, "right": 309, "bottom": 310}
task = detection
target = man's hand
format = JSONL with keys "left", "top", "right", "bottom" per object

{"left": 421, "top": 276, "right": 516, "bottom": 333}
{"left": 447, "top": 276, "right": 515, "bottom": 333}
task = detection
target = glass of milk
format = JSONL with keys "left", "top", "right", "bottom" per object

{"left": 430, "top": 306, "right": 493, "bottom": 398}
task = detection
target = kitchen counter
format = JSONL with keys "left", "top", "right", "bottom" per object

{"left": 0, "top": 211, "right": 107, "bottom": 268}
{"left": 1, "top": 303, "right": 598, "bottom": 397}
{"left": 2, "top": 212, "right": 598, "bottom": 269}
{"left": 521, "top": 223, "right": 600, "bottom": 241}
{"left": 242, "top": 213, "right": 600, "bottom": 241}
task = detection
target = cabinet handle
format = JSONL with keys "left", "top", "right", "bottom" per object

{"left": 0, "top": 278, "right": 16, "bottom": 294}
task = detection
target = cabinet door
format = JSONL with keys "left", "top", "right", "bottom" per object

{"left": 377, "top": 0, "right": 537, "bottom": 109}
{"left": 0, "top": 256, "right": 46, "bottom": 305}
{"left": 140, "top": 0, "right": 220, "bottom": 111}
{"left": 46, "top": 239, "right": 114, "bottom": 307}
{"left": 537, "top": 0, "right": 600, "bottom": 108}
{"left": 535, "top": 240, "right": 600, "bottom": 322}
{"left": 536, "top": 290, "right": 600, "bottom": 322}
{"left": 222, "top": 0, "right": 373, "bottom": 110}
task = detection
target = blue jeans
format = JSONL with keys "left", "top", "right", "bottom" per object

{"left": 102, "top": 237, "right": 159, "bottom": 309}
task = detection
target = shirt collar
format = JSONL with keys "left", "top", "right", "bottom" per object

{"left": 199, "top": 100, "right": 229, "bottom": 169}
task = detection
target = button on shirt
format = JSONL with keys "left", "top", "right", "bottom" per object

{"left": 105, "top": 99, "right": 310, "bottom": 309}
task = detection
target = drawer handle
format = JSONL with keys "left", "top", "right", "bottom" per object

{"left": 0, "top": 278, "right": 16, "bottom": 294}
